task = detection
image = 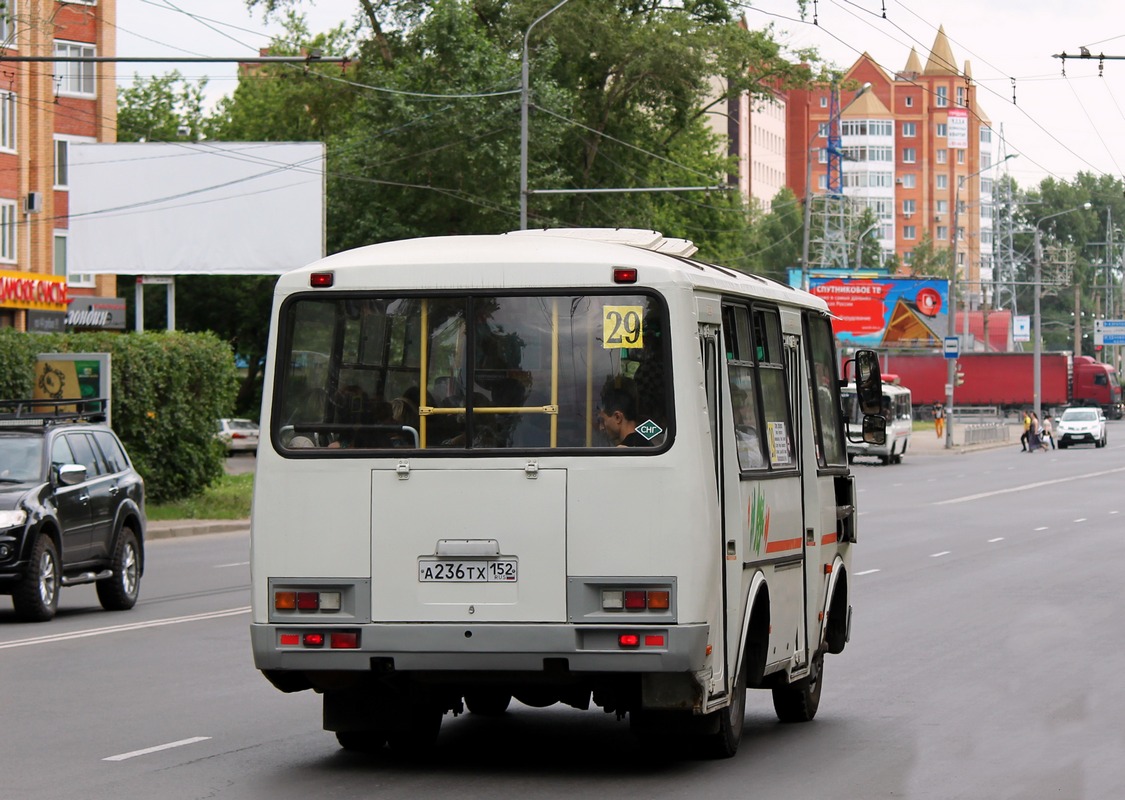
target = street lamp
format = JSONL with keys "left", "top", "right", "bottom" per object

{"left": 800, "top": 82, "right": 872, "bottom": 276}
{"left": 520, "top": 0, "right": 572, "bottom": 230}
{"left": 943, "top": 153, "right": 1017, "bottom": 449}
{"left": 1033, "top": 201, "right": 1092, "bottom": 422}
{"left": 855, "top": 222, "right": 880, "bottom": 270}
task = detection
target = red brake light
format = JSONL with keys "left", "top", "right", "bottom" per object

{"left": 644, "top": 634, "right": 665, "bottom": 647}
{"left": 303, "top": 633, "right": 324, "bottom": 647}
{"left": 613, "top": 267, "right": 638, "bottom": 284}
{"left": 310, "top": 272, "right": 334, "bottom": 287}
{"left": 619, "top": 634, "right": 640, "bottom": 648}
{"left": 279, "top": 633, "right": 299, "bottom": 646}
{"left": 296, "top": 592, "right": 319, "bottom": 610}
{"left": 624, "top": 590, "right": 647, "bottom": 610}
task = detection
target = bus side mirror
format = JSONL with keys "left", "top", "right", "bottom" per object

{"left": 863, "top": 414, "right": 887, "bottom": 446}
{"left": 854, "top": 349, "right": 883, "bottom": 416}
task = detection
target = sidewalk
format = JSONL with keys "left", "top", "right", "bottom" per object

{"left": 910, "top": 422, "right": 1023, "bottom": 455}
{"left": 146, "top": 519, "right": 249, "bottom": 540}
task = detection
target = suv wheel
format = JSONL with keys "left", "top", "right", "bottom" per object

{"left": 13, "top": 534, "right": 61, "bottom": 622}
{"left": 96, "top": 525, "right": 141, "bottom": 611}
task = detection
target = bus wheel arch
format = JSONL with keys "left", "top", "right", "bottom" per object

{"left": 742, "top": 583, "right": 771, "bottom": 689}
{"left": 825, "top": 568, "right": 850, "bottom": 655}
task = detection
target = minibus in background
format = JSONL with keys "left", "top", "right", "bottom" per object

{"left": 842, "top": 376, "right": 913, "bottom": 464}
{"left": 249, "top": 228, "right": 885, "bottom": 758}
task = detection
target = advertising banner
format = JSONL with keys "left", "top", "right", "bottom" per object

{"left": 808, "top": 277, "right": 950, "bottom": 348}
{"left": 34, "top": 353, "right": 112, "bottom": 426}
{"left": 947, "top": 108, "right": 969, "bottom": 150}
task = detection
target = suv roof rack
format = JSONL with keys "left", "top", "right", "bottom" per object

{"left": 0, "top": 397, "right": 108, "bottom": 426}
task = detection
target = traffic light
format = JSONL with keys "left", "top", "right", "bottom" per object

{"left": 955, "top": 363, "right": 965, "bottom": 386}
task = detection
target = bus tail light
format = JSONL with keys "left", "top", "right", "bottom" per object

{"left": 647, "top": 590, "right": 670, "bottom": 610}
{"left": 624, "top": 590, "right": 647, "bottom": 609}
{"left": 598, "top": 584, "right": 674, "bottom": 614}
{"left": 275, "top": 589, "right": 343, "bottom": 613}
{"left": 619, "top": 634, "right": 640, "bottom": 647}
{"left": 330, "top": 632, "right": 359, "bottom": 649}
{"left": 613, "top": 267, "right": 638, "bottom": 284}
{"left": 310, "top": 272, "right": 334, "bottom": 287}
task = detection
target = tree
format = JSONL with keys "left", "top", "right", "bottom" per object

{"left": 116, "top": 71, "right": 208, "bottom": 142}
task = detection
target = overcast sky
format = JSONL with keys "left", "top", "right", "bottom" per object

{"left": 115, "top": 1, "right": 1125, "bottom": 189}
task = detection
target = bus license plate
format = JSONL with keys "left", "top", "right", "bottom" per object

{"left": 418, "top": 559, "right": 518, "bottom": 583}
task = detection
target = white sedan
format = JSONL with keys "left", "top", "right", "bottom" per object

{"left": 1056, "top": 407, "right": 1107, "bottom": 449}
{"left": 217, "top": 418, "right": 260, "bottom": 454}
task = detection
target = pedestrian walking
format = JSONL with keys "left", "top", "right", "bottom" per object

{"left": 1020, "top": 409, "right": 1031, "bottom": 451}
{"left": 1028, "top": 411, "right": 1041, "bottom": 453}
{"left": 933, "top": 402, "right": 945, "bottom": 439}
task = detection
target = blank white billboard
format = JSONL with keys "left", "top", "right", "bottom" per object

{"left": 68, "top": 142, "right": 325, "bottom": 275}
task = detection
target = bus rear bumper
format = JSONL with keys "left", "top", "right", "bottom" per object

{"left": 250, "top": 622, "right": 710, "bottom": 674}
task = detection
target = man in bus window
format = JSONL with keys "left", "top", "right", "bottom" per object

{"left": 598, "top": 380, "right": 651, "bottom": 447}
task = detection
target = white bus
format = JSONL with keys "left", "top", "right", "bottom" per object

{"left": 842, "top": 380, "right": 913, "bottom": 464}
{"left": 250, "top": 229, "right": 884, "bottom": 758}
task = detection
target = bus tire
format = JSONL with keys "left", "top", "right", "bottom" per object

{"left": 464, "top": 690, "right": 512, "bottom": 716}
{"left": 701, "top": 661, "right": 747, "bottom": 759}
{"left": 772, "top": 651, "right": 823, "bottom": 723}
{"left": 386, "top": 704, "right": 443, "bottom": 756}
{"left": 336, "top": 730, "right": 387, "bottom": 753}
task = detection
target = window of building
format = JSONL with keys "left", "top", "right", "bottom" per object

{"left": 818, "top": 175, "right": 828, "bottom": 190}
{"left": 936, "top": 200, "right": 948, "bottom": 215}
{"left": 936, "top": 225, "right": 948, "bottom": 240}
{"left": 818, "top": 148, "right": 827, "bottom": 164}
{"left": 936, "top": 174, "right": 948, "bottom": 190}
{"left": 903, "top": 250, "right": 913, "bottom": 265}
{"left": 905, "top": 96, "right": 914, "bottom": 108}
{"left": 903, "top": 199, "right": 916, "bottom": 215}
{"left": 981, "top": 203, "right": 993, "bottom": 219}
{"left": 0, "top": 92, "right": 14, "bottom": 152}
{"left": 817, "top": 122, "right": 829, "bottom": 138}
{"left": 936, "top": 86, "right": 948, "bottom": 107}
{"left": 902, "top": 147, "right": 916, "bottom": 164}
{"left": 981, "top": 127, "right": 993, "bottom": 143}
{"left": 901, "top": 173, "right": 916, "bottom": 189}
{"left": 957, "top": 86, "right": 966, "bottom": 107}
{"left": 981, "top": 230, "right": 993, "bottom": 245}
{"left": 957, "top": 227, "right": 965, "bottom": 242}
{"left": 0, "top": 1, "right": 13, "bottom": 42}
{"left": 55, "top": 140, "right": 68, "bottom": 187}
{"left": 981, "top": 153, "right": 991, "bottom": 169}
{"left": 53, "top": 231, "right": 67, "bottom": 277}
{"left": 936, "top": 122, "right": 947, "bottom": 137}
{"left": 902, "top": 122, "right": 916, "bottom": 137}
{"left": 957, "top": 150, "right": 965, "bottom": 164}
{"left": 820, "top": 97, "right": 828, "bottom": 108}
{"left": 936, "top": 149, "right": 947, "bottom": 164}
{"left": 0, "top": 201, "right": 16, "bottom": 262}
{"left": 903, "top": 226, "right": 916, "bottom": 240}
{"left": 54, "top": 41, "right": 96, "bottom": 97}
{"left": 981, "top": 177, "right": 993, "bottom": 195}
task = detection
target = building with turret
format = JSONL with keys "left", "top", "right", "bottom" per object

{"left": 786, "top": 26, "right": 998, "bottom": 310}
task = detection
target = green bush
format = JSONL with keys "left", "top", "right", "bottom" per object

{"left": 0, "top": 328, "right": 238, "bottom": 503}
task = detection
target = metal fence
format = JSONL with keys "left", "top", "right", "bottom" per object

{"left": 962, "top": 422, "right": 1011, "bottom": 445}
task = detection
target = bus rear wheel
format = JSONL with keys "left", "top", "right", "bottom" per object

{"left": 700, "top": 664, "right": 747, "bottom": 758}
{"left": 772, "top": 651, "right": 823, "bottom": 723}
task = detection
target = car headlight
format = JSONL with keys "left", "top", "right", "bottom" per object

{"left": 0, "top": 509, "right": 27, "bottom": 529}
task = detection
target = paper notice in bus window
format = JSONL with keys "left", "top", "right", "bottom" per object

{"left": 602, "top": 306, "right": 644, "bottom": 349}
{"left": 767, "top": 421, "right": 790, "bottom": 464}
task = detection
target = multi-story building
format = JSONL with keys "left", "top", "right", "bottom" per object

{"left": 0, "top": 0, "right": 119, "bottom": 333}
{"left": 786, "top": 26, "right": 997, "bottom": 308}
{"left": 706, "top": 76, "right": 787, "bottom": 213}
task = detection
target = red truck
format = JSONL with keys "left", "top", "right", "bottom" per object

{"left": 880, "top": 352, "right": 1123, "bottom": 418}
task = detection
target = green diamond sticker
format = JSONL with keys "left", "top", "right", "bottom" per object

{"left": 636, "top": 420, "right": 663, "bottom": 440}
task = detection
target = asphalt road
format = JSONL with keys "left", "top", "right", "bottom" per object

{"left": 4, "top": 428, "right": 1124, "bottom": 799}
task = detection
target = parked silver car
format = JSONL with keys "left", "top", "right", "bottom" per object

{"left": 1056, "top": 407, "right": 1107, "bottom": 449}
{"left": 216, "top": 418, "right": 260, "bottom": 454}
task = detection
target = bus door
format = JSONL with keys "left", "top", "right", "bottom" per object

{"left": 723, "top": 303, "right": 805, "bottom": 683}
{"left": 699, "top": 308, "right": 733, "bottom": 695}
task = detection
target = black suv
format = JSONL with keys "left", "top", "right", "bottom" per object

{"left": 0, "top": 399, "right": 146, "bottom": 622}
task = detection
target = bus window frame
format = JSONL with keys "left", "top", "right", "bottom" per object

{"left": 270, "top": 287, "right": 676, "bottom": 457}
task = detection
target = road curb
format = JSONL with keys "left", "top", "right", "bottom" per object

{"left": 146, "top": 520, "right": 249, "bottom": 539}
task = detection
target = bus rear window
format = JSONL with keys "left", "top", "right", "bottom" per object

{"left": 274, "top": 293, "right": 670, "bottom": 452}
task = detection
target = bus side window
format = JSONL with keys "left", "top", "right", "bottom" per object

{"left": 805, "top": 314, "right": 847, "bottom": 467}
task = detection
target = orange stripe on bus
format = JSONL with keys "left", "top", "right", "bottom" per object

{"left": 764, "top": 537, "right": 802, "bottom": 553}
{"left": 821, "top": 533, "right": 838, "bottom": 546}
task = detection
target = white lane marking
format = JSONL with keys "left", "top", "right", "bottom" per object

{"left": 930, "top": 551, "right": 951, "bottom": 558}
{"left": 988, "top": 537, "right": 1004, "bottom": 543}
{"left": 0, "top": 607, "right": 250, "bottom": 650}
{"left": 104, "top": 737, "right": 212, "bottom": 762}
{"left": 854, "top": 569, "right": 880, "bottom": 576}
{"left": 214, "top": 561, "right": 249, "bottom": 568}
{"left": 1034, "top": 526, "right": 1048, "bottom": 531}
{"left": 1111, "top": 511, "right": 1119, "bottom": 515}
{"left": 1074, "top": 518, "right": 1087, "bottom": 523}
{"left": 933, "top": 466, "right": 1125, "bottom": 505}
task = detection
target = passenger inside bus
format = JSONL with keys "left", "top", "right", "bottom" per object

{"left": 732, "top": 387, "right": 765, "bottom": 469}
{"left": 598, "top": 378, "right": 651, "bottom": 447}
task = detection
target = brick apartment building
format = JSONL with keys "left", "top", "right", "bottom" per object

{"left": 0, "top": 0, "right": 119, "bottom": 334}
{"left": 785, "top": 26, "right": 997, "bottom": 308}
